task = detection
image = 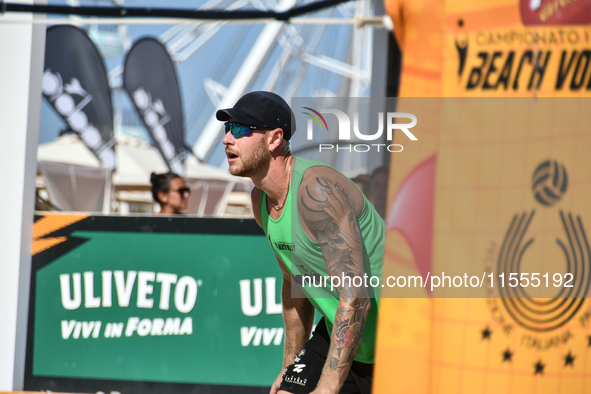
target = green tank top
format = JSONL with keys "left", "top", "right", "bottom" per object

{"left": 259, "top": 157, "right": 385, "bottom": 364}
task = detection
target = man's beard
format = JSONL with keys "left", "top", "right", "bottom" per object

{"left": 230, "top": 138, "right": 271, "bottom": 177}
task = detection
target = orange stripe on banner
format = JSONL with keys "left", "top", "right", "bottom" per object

{"left": 32, "top": 214, "right": 89, "bottom": 256}
{"left": 401, "top": 65, "right": 441, "bottom": 81}
{"left": 32, "top": 236, "right": 68, "bottom": 255}
{"left": 445, "top": 5, "right": 521, "bottom": 32}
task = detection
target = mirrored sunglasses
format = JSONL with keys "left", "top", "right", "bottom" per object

{"left": 224, "top": 122, "right": 269, "bottom": 138}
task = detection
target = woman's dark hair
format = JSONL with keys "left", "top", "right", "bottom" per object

{"left": 150, "top": 172, "right": 181, "bottom": 204}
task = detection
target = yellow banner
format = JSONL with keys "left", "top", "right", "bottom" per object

{"left": 374, "top": 98, "right": 591, "bottom": 393}
{"left": 386, "top": 0, "right": 591, "bottom": 97}
{"left": 445, "top": 25, "right": 591, "bottom": 96}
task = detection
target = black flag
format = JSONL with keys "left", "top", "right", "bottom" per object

{"left": 43, "top": 25, "right": 115, "bottom": 169}
{"left": 123, "top": 38, "right": 186, "bottom": 175}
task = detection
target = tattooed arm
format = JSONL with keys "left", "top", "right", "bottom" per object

{"left": 298, "top": 169, "right": 370, "bottom": 394}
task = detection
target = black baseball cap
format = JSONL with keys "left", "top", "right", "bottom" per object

{"left": 216, "top": 91, "right": 296, "bottom": 141}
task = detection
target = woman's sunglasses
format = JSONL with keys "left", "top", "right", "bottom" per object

{"left": 171, "top": 187, "right": 191, "bottom": 197}
{"left": 224, "top": 122, "right": 269, "bottom": 138}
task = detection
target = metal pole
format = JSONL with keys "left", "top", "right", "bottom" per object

{"left": 0, "top": 0, "right": 45, "bottom": 390}
{"left": 0, "top": 0, "right": 351, "bottom": 20}
{"left": 0, "top": 15, "right": 388, "bottom": 25}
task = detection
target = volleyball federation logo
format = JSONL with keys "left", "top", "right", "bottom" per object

{"left": 483, "top": 159, "right": 590, "bottom": 375}
{"left": 532, "top": 160, "right": 568, "bottom": 206}
{"left": 495, "top": 159, "right": 588, "bottom": 333}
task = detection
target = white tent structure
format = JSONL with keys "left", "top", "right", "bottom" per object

{"left": 37, "top": 134, "right": 253, "bottom": 216}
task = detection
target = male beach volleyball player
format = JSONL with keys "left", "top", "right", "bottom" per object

{"left": 217, "top": 92, "right": 384, "bottom": 394}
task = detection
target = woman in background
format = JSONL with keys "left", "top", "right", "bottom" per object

{"left": 150, "top": 172, "right": 190, "bottom": 214}
{"left": 351, "top": 174, "right": 372, "bottom": 200}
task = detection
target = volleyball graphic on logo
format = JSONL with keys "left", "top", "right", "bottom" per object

{"left": 532, "top": 160, "right": 568, "bottom": 206}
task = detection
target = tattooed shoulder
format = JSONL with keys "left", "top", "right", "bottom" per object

{"left": 298, "top": 171, "right": 352, "bottom": 229}
{"left": 298, "top": 169, "right": 364, "bottom": 282}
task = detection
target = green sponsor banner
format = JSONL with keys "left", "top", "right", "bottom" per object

{"left": 28, "top": 214, "right": 284, "bottom": 391}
